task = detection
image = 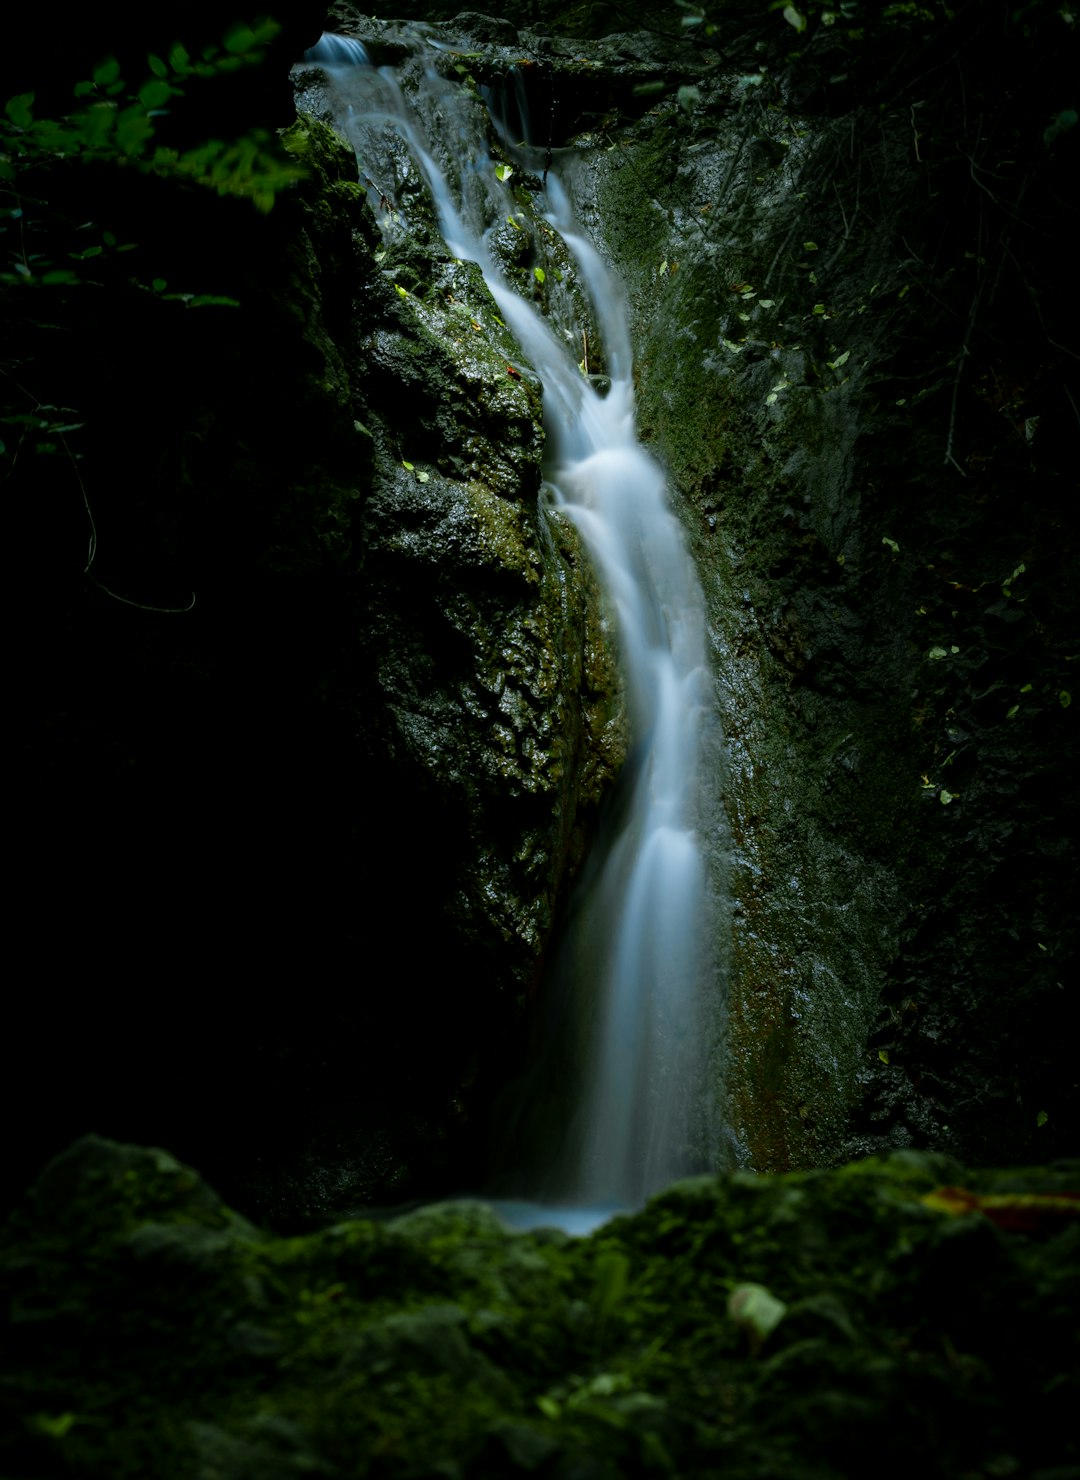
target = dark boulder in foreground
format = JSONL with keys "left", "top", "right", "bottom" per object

{"left": 2, "top": 1136, "right": 1076, "bottom": 1478}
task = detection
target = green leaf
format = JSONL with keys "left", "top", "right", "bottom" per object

{"left": 927, "top": 646, "right": 948, "bottom": 660}
{"left": 878, "top": 1048, "right": 890, "bottom": 1064}
{"left": 138, "top": 79, "right": 173, "bottom": 110}
{"left": 882, "top": 535, "right": 899, "bottom": 553}
{"left": 1002, "top": 560, "right": 1026, "bottom": 596}
{"left": 152, "top": 277, "right": 167, "bottom": 292}
{"left": 92, "top": 57, "right": 121, "bottom": 86}
{"left": 1061, "top": 690, "right": 1072, "bottom": 708}
{"left": 223, "top": 22, "right": 257, "bottom": 55}
{"left": 147, "top": 54, "right": 169, "bottom": 78}
{"left": 116, "top": 109, "right": 154, "bottom": 154}
{"left": 169, "top": 42, "right": 191, "bottom": 72}
{"left": 533, "top": 266, "right": 545, "bottom": 284}
{"left": 248, "top": 18, "right": 281, "bottom": 46}
{"left": 1037, "top": 1109, "right": 1049, "bottom": 1127}
{"left": 783, "top": 6, "right": 808, "bottom": 31}
{"left": 29, "top": 1412, "right": 78, "bottom": 1439}
{"left": 1043, "top": 108, "right": 1077, "bottom": 147}
{"left": 81, "top": 106, "right": 116, "bottom": 148}
{"left": 5, "top": 92, "right": 35, "bottom": 128}
{"left": 495, "top": 162, "right": 514, "bottom": 182}
{"left": 594, "top": 1250, "right": 630, "bottom": 1324}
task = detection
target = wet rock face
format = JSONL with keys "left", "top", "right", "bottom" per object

{"left": 551, "top": 8, "right": 1079, "bottom": 1167}
{"left": 321, "top": 5, "right": 1074, "bottom": 1171}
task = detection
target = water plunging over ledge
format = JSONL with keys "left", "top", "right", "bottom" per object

{"left": 300, "top": 34, "right": 723, "bottom": 1231}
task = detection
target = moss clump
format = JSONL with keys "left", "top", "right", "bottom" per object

{"left": 2, "top": 1137, "right": 1077, "bottom": 1479}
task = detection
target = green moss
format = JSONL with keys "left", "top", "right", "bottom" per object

{"left": 3, "top": 1138, "right": 1076, "bottom": 1479}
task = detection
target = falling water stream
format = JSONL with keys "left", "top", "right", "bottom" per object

{"left": 301, "top": 33, "right": 721, "bottom": 1230}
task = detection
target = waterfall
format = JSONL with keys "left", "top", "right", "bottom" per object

{"left": 301, "top": 34, "right": 721, "bottom": 1220}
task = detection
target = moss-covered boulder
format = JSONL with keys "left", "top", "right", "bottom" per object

{"left": 2, "top": 1136, "right": 1076, "bottom": 1478}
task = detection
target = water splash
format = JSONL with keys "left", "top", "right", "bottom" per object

{"left": 303, "top": 33, "right": 371, "bottom": 68}
{"left": 300, "top": 35, "right": 722, "bottom": 1220}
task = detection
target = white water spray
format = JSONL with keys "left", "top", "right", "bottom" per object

{"left": 303, "top": 36, "right": 719, "bottom": 1218}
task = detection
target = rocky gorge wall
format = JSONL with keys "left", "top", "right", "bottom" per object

{"left": 4, "top": 0, "right": 1076, "bottom": 1223}
{"left": 368, "top": 0, "right": 1076, "bottom": 1173}
{"left": 555, "top": 0, "right": 1079, "bottom": 1171}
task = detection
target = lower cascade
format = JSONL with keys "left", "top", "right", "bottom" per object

{"left": 302, "top": 32, "right": 723, "bottom": 1223}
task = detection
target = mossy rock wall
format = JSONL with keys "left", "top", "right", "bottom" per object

{"left": 554, "top": 4, "right": 1078, "bottom": 1168}
{"left": 309, "top": 3, "right": 1076, "bottom": 1175}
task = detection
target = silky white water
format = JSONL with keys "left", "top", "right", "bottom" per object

{"left": 303, "top": 36, "right": 719, "bottom": 1223}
